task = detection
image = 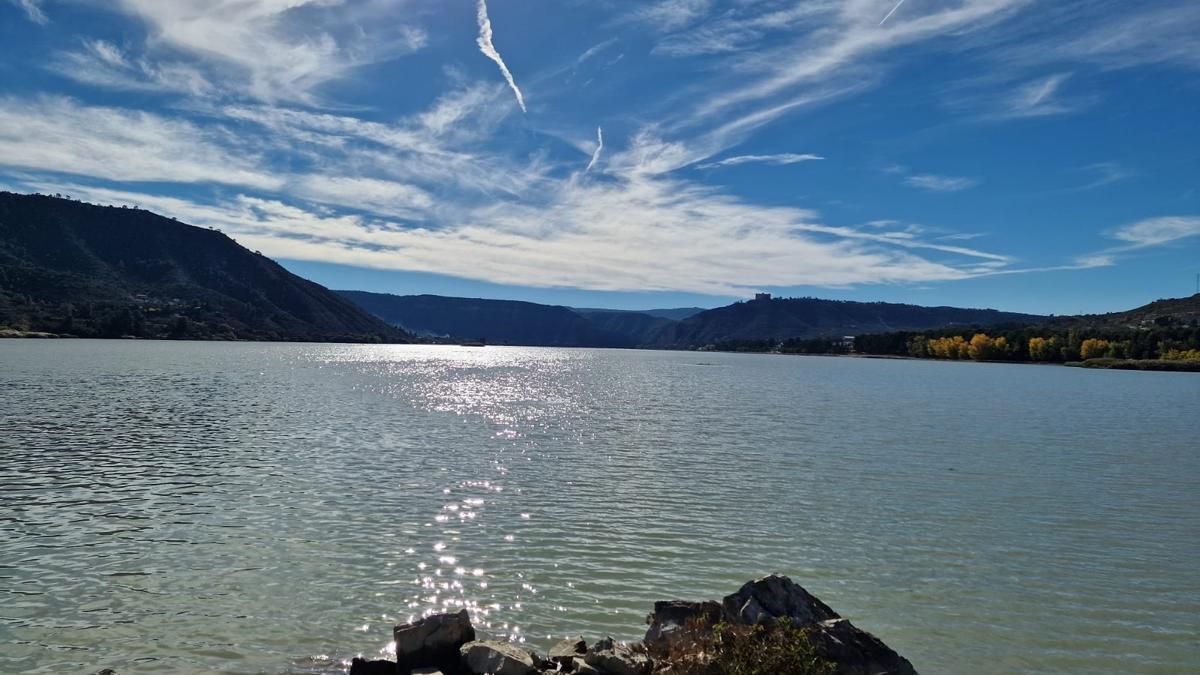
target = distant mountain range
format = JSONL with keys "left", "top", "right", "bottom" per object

{"left": 655, "top": 296, "right": 1045, "bottom": 347}
{"left": 0, "top": 192, "right": 406, "bottom": 342}
{"left": 338, "top": 290, "right": 1049, "bottom": 348}
{"left": 338, "top": 291, "right": 643, "bottom": 347}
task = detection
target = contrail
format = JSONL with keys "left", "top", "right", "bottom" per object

{"left": 476, "top": 0, "right": 526, "bottom": 113}
{"left": 585, "top": 126, "right": 603, "bottom": 173}
{"left": 879, "top": 0, "right": 907, "bottom": 25}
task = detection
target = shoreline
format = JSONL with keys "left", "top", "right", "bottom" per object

{"left": 343, "top": 575, "right": 915, "bottom": 675}
{"left": 5, "top": 335, "right": 1197, "bottom": 373}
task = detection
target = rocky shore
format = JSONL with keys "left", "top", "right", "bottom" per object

{"left": 348, "top": 575, "right": 915, "bottom": 675}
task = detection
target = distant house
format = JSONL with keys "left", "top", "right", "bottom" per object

{"left": 835, "top": 335, "right": 856, "bottom": 351}
{"left": 754, "top": 292, "right": 772, "bottom": 301}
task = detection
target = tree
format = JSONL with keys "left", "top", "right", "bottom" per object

{"left": 1079, "top": 338, "right": 1110, "bottom": 360}
{"left": 907, "top": 335, "right": 929, "bottom": 358}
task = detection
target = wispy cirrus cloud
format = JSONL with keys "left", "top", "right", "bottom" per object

{"left": 651, "top": 2, "right": 830, "bottom": 57}
{"left": 9, "top": 0, "right": 46, "bottom": 24}
{"left": 1001, "top": 73, "right": 1078, "bottom": 117}
{"left": 690, "top": 0, "right": 1034, "bottom": 123}
{"left": 54, "top": 1, "right": 427, "bottom": 103}
{"left": 1112, "top": 216, "right": 1200, "bottom": 248}
{"left": 1056, "top": 215, "right": 1200, "bottom": 272}
{"left": 1075, "top": 161, "right": 1135, "bottom": 191}
{"left": 0, "top": 96, "right": 281, "bottom": 189}
{"left": 49, "top": 40, "right": 215, "bottom": 97}
{"left": 1006, "top": 2, "right": 1200, "bottom": 71}
{"left": 630, "top": 0, "right": 714, "bottom": 32}
{"left": 697, "top": 153, "right": 824, "bottom": 170}
{"left": 905, "top": 174, "right": 979, "bottom": 192}
{"left": 475, "top": 0, "right": 526, "bottom": 113}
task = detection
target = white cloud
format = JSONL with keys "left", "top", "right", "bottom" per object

{"left": 631, "top": 0, "right": 714, "bottom": 32}
{"left": 49, "top": 40, "right": 215, "bottom": 97}
{"left": 475, "top": 0, "right": 526, "bottom": 113}
{"left": 1009, "top": 3, "right": 1200, "bottom": 71}
{"left": 0, "top": 96, "right": 281, "bottom": 189}
{"left": 1001, "top": 73, "right": 1078, "bottom": 118}
{"left": 1111, "top": 216, "right": 1200, "bottom": 248}
{"left": 9, "top": 0, "right": 46, "bottom": 24}
{"left": 1075, "top": 162, "right": 1134, "bottom": 190}
{"left": 691, "top": 0, "right": 1033, "bottom": 122}
{"left": 291, "top": 176, "right": 434, "bottom": 221}
{"left": 904, "top": 174, "right": 979, "bottom": 192}
{"left": 72, "top": 0, "right": 427, "bottom": 102}
{"left": 698, "top": 153, "right": 824, "bottom": 169}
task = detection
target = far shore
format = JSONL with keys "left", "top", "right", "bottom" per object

{"left": 6, "top": 332, "right": 1198, "bottom": 373}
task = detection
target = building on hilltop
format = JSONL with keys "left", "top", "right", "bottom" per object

{"left": 754, "top": 292, "right": 772, "bottom": 301}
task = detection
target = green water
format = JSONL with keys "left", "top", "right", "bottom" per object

{"left": 1, "top": 341, "right": 1197, "bottom": 673}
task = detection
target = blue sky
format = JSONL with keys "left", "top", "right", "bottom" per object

{"left": 1, "top": 0, "right": 1197, "bottom": 314}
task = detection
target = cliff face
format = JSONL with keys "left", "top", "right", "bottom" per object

{"left": 0, "top": 192, "right": 407, "bottom": 342}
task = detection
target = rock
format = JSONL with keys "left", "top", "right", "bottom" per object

{"left": 460, "top": 640, "right": 537, "bottom": 675}
{"left": 350, "top": 658, "right": 397, "bottom": 675}
{"left": 530, "top": 650, "right": 555, "bottom": 671}
{"left": 349, "top": 657, "right": 396, "bottom": 675}
{"left": 583, "top": 637, "right": 650, "bottom": 675}
{"left": 809, "top": 618, "right": 916, "bottom": 675}
{"left": 572, "top": 657, "right": 601, "bottom": 674}
{"left": 644, "top": 600, "right": 722, "bottom": 644}
{"left": 394, "top": 609, "right": 476, "bottom": 673}
{"left": 721, "top": 574, "right": 839, "bottom": 627}
{"left": 548, "top": 636, "right": 588, "bottom": 663}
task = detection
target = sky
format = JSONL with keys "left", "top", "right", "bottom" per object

{"left": 0, "top": 0, "right": 1198, "bottom": 315}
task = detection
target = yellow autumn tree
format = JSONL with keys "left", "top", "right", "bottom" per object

{"left": 968, "top": 333, "right": 991, "bottom": 361}
{"left": 1162, "top": 349, "right": 1200, "bottom": 361}
{"left": 1028, "top": 337, "right": 1053, "bottom": 361}
{"left": 928, "top": 335, "right": 970, "bottom": 359}
{"left": 967, "top": 334, "right": 1009, "bottom": 361}
{"left": 1079, "top": 338, "right": 1111, "bottom": 360}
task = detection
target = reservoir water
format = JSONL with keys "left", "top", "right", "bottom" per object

{"left": 1, "top": 341, "right": 1197, "bottom": 674}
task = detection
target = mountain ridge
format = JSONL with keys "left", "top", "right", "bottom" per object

{"left": 0, "top": 192, "right": 407, "bottom": 342}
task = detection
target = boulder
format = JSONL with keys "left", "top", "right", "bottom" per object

{"left": 571, "top": 658, "right": 601, "bottom": 675}
{"left": 460, "top": 640, "right": 537, "bottom": 675}
{"left": 721, "top": 575, "right": 839, "bottom": 627}
{"left": 643, "top": 600, "right": 722, "bottom": 644}
{"left": 548, "top": 636, "right": 588, "bottom": 663}
{"left": 394, "top": 609, "right": 476, "bottom": 673}
{"left": 583, "top": 637, "right": 651, "bottom": 675}
{"left": 349, "top": 658, "right": 396, "bottom": 675}
{"left": 809, "top": 618, "right": 916, "bottom": 675}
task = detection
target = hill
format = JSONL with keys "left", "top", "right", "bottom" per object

{"left": 338, "top": 291, "right": 641, "bottom": 347}
{"left": 1047, "top": 294, "right": 1200, "bottom": 329}
{"left": 655, "top": 296, "right": 1045, "bottom": 347}
{"left": 568, "top": 309, "right": 677, "bottom": 344}
{"left": 0, "top": 192, "right": 407, "bottom": 342}
{"left": 574, "top": 306, "right": 705, "bottom": 321}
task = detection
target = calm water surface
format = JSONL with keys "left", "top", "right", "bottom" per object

{"left": 1, "top": 341, "right": 1197, "bottom": 674}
